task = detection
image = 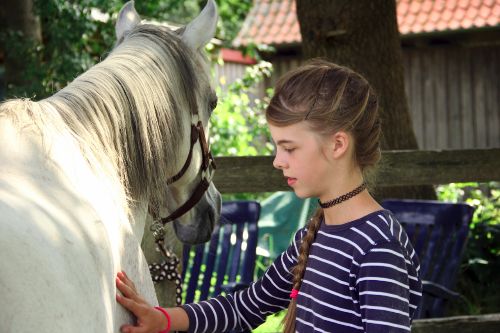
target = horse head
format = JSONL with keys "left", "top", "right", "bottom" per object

{"left": 114, "top": 0, "right": 221, "bottom": 245}
{"left": 0, "top": 1, "right": 222, "bottom": 331}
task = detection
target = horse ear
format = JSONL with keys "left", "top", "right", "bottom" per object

{"left": 182, "top": 0, "right": 218, "bottom": 50}
{"left": 116, "top": 1, "right": 141, "bottom": 41}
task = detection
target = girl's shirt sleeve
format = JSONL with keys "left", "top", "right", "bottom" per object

{"left": 354, "top": 241, "right": 422, "bottom": 333}
{"left": 181, "top": 227, "right": 306, "bottom": 333}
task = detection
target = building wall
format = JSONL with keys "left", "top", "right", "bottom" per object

{"left": 403, "top": 45, "right": 499, "bottom": 149}
{"left": 228, "top": 44, "right": 500, "bottom": 150}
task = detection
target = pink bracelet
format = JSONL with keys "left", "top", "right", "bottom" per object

{"left": 154, "top": 306, "right": 171, "bottom": 333}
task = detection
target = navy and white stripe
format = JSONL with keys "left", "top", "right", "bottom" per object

{"left": 182, "top": 210, "right": 422, "bottom": 332}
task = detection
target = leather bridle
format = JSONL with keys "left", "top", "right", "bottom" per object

{"left": 149, "top": 118, "right": 216, "bottom": 238}
{"left": 147, "top": 115, "right": 216, "bottom": 293}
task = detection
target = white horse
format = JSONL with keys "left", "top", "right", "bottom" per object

{"left": 0, "top": 1, "right": 220, "bottom": 331}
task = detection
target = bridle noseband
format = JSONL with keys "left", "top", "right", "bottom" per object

{"left": 149, "top": 119, "right": 216, "bottom": 238}
{"left": 147, "top": 111, "right": 216, "bottom": 305}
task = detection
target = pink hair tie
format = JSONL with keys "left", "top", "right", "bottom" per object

{"left": 290, "top": 288, "right": 299, "bottom": 299}
{"left": 154, "top": 306, "right": 171, "bottom": 333}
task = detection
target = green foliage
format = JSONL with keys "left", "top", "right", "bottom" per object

{"left": 2, "top": 0, "right": 116, "bottom": 99}
{"left": 1, "top": 30, "right": 46, "bottom": 97}
{"left": 209, "top": 60, "right": 274, "bottom": 157}
{"left": 437, "top": 182, "right": 500, "bottom": 315}
{"left": 132, "top": 0, "right": 253, "bottom": 44}
{"left": 215, "top": 0, "right": 253, "bottom": 43}
{"left": 1, "top": 0, "right": 253, "bottom": 99}
{"left": 238, "top": 42, "right": 276, "bottom": 61}
{"left": 2, "top": 0, "right": 271, "bottom": 201}
{"left": 208, "top": 59, "right": 275, "bottom": 202}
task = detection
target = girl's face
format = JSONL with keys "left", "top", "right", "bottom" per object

{"left": 269, "top": 121, "right": 332, "bottom": 199}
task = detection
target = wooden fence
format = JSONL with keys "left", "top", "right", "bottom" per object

{"left": 212, "top": 148, "right": 500, "bottom": 332}
{"left": 213, "top": 148, "right": 500, "bottom": 193}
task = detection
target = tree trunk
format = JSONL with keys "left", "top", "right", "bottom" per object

{"left": 0, "top": 0, "right": 41, "bottom": 90}
{"left": 296, "top": 0, "right": 435, "bottom": 200}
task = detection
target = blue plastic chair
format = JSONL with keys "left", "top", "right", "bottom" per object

{"left": 382, "top": 199, "right": 475, "bottom": 318}
{"left": 181, "top": 200, "right": 260, "bottom": 304}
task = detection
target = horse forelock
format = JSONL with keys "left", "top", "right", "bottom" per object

{"left": 7, "top": 23, "right": 213, "bottom": 210}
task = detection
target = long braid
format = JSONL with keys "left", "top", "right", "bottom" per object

{"left": 283, "top": 207, "right": 324, "bottom": 333}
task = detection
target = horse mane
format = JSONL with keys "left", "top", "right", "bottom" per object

{"left": 0, "top": 24, "right": 213, "bottom": 209}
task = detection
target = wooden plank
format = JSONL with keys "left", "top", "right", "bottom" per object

{"left": 473, "top": 48, "right": 487, "bottom": 148}
{"left": 435, "top": 48, "right": 448, "bottom": 149}
{"left": 412, "top": 313, "right": 500, "bottom": 333}
{"left": 410, "top": 50, "right": 425, "bottom": 148}
{"left": 486, "top": 47, "right": 500, "bottom": 147}
{"left": 212, "top": 149, "right": 500, "bottom": 193}
{"left": 423, "top": 48, "right": 436, "bottom": 149}
{"left": 460, "top": 47, "right": 474, "bottom": 149}
{"left": 497, "top": 47, "right": 500, "bottom": 148}
{"left": 403, "top": 50, "right": 412, "bottom": 118}
{"left": 447, "top": 47, "right": 462, "bottom": 149}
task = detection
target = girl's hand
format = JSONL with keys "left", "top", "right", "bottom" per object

{"left": 116, "top": 271, "right": 167, "bottom": 333}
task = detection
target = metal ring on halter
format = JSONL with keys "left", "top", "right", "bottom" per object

{"left": 150, "top": 220, "right": 165, "bottom": 240}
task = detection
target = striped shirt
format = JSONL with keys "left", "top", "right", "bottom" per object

{"left": 182, "top": 210, "right": 422, "bottom": 332}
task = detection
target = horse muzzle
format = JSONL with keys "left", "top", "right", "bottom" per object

{"left": 173, "top": 182, "right": 221, "bottom": 244}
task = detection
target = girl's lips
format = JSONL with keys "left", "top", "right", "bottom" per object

{"left": 287, "top": 177, "right": 297, "bottom": 186}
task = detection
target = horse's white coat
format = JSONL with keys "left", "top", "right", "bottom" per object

{"left": 0, "top": 109, "right": 149, "bottom": 332}
{"left": 0, "top": 1, "right": 218, "bottom": 332}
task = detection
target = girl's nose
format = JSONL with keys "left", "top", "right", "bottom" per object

{"left": 273, "top": 153, "right": 286, "bottom": 170}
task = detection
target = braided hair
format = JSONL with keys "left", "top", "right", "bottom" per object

{"left": 265, "top": 59, "right": 381, "bottom": 332}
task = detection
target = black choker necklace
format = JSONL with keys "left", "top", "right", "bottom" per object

{"left": 318, "top": 182, "right": 367, "bottom": 209}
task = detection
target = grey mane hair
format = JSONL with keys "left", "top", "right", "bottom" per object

{"left": 1, "top": 23, "right": 214, "bottom": 212}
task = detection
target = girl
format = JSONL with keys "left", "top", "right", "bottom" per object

{"left": 116, "top": 59, "right": 423, "bottom": 333}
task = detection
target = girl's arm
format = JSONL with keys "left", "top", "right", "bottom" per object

{"left": 116, "top": 227, "right": 305, "bottom": 332}
{"left": 179, "top": 228, "right": 307, "bottom": 332}
{"left": 116, "top": 271, "right": 188, "bottom": 333}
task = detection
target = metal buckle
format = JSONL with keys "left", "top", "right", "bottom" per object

{"left": 150, "top": 220, "right": 165, "bottom": 240}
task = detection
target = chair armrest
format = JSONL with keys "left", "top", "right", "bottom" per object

{"left": 422, "top": 280, "right": 461, "bottom": 300}
{"left": 220, "top": 282, "right": 249, "bottom": 294}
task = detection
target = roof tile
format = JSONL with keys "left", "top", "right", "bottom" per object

{"left": 495, "top": 3, "right": 500, "bottom": 14}
{"left": 435, "top": 1, "right": 446, "bottom": 12}
{"left": 456, "top": 7, "right": 466, "bottom": 19}
{"left": 233, "top": 0, "right": 500, "bottom": 47}
{"left": 422, "top": 0, "right": 434, "bottom": 12}
{"left": 430, "top": 11, "right": 441, "bottom": 23}
{"left": 459, "top": 0, "right": 469, "bottom": 9}
{"left": 447, "top": 1, "right": 458, "bottom": 10}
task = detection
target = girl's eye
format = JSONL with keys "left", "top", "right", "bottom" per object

{"left": 284, "top": 148, "right": 295, "bottom": 153}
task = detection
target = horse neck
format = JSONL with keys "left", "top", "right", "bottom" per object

{"left": 43, "top": 39, "right": 190, "bottom": 208}
{"left": 57, "top": 112, "right": 151, "bottom": 238}
{"left": 1, "top": 101, "right": 134, "bottom": 233}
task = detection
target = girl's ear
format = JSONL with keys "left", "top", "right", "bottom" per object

{"left": 330, "top": 131, "right": 350, "bottom": 159}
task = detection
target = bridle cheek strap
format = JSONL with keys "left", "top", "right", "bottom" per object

{"left": 157, "top": 177, "right": 210, "bottom": 224}
{"left": 150, "top": 120, "right": 216, "bottom": 233}
{"left": 167, "top": 123, "right": 200, "bottom": 185}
